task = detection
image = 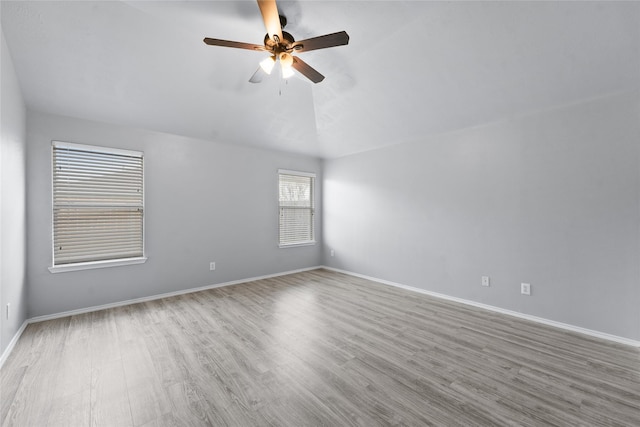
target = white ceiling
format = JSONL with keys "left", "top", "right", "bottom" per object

{"left": 2, "top": 1, "right": 639, "bottom": 158}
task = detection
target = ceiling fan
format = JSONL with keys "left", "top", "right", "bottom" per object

{"left": 203, "top": 0, "right": 349, "bottom": 84}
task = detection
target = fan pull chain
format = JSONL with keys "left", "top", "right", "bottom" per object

{"left": 279, "top": 76, "right": 287, "bottom": 96}
{"left": 279, "top": 77, "right": 289, "bottom": 96}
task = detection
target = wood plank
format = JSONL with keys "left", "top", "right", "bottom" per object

{"left": 1, "top": 318, "right": 70, "bottom": 426}
{"left": 90, "top": 359, "right": 133, "bottom": 426}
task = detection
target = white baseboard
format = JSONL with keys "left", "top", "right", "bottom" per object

{"left": 0, "top": 320, "right": 29, "bottom": 370}
{"left": 322, "top": 266, "right": 640, "bottom": 348}
{"left": 29, "top": 266, "right": 322, "bottom": 324}
{"left": 0, "top": 266, "right": 321, "bottom": 369}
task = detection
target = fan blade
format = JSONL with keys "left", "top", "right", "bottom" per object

{"left": 249, "top": 67, "right": 267, "bottom": 83}
{"left": 257, "top": 0, "right": 283, "bottom": 43}
{"left": 292, "top": 31, "right": 349, "bottom": 53}
{"left": 292, "top": 57, "right": 325, "bottom": 84}
{"left": 203, "top": 38, "right": 265, "bottom": 51}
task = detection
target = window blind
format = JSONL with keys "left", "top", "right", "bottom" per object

{"left": 52, "top": 142, "right": 144, "bottom": 265}
{"left": 279, "top": 170, "right": 315, "bottom": 246}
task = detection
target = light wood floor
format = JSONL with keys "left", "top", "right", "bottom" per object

{"left": 1, "top": 269, "right": 639, "bottom": 426}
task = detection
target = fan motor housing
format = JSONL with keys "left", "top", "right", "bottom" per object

{"left": 264, "top": 31, "right": 295, "bottom": 51}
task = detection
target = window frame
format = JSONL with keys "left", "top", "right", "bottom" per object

{"left": 48, "top": 141, "right": 147, "bottom": 273}
{"left": 278, "top": 169, "right": 316, "bottom": 248}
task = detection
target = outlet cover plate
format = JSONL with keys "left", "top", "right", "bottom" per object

{"left": 481, "top": 276, "right": 490, "bottom": 287}
{"left": 521, "top": 282, "right": 531, "bottom": 295}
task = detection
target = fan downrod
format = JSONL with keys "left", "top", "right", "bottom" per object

{"left": 264, "top": 15, "right": 298, "bottom": 53}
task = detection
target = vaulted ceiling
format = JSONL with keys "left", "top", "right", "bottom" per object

{"left": 2, "top": 1, "right": 639, "bottom": 158}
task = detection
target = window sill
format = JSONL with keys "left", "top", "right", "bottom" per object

{"left": 48, "top": 257, "right": 147, "bottom": 273}
{"left": 279, "top": 241, "right": 316, "bottom": 249}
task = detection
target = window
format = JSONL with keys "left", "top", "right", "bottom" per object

{"left": 50, "top": 141, "right": 145, "bottom": 271}
{"left": 279, "top": 169, "right": 315, "bottom": 247}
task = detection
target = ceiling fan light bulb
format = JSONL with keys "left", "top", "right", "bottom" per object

{"left": 282, "top": 66, "right": 295, "bottom": 79}
{"left": 259, "top": 56, "right": 276, "bottom": 74}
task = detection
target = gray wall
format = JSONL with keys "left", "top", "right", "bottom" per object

{"left": 26, "top": 111, "right": 322, "bottom": 317}
{"left": 323, "top": 91, "right": 640, "bottom": 341}
{"left": 1, "top": 28, "right": 28, "bottom": 355}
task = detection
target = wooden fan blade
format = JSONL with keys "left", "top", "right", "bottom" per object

{"left": 257, "top": 0, "right": 283, "bottom": 43}
{"left": 292, "top": 57, "right": 325, "bottom": 84}
{"left": 292, "top": 31, "right": 349, "bottom": 53}
{"left": 203, "top": 38, "right": 265, "bottom": 51}
{"left": 249, "top": 67, "right": 267, "bottom": 83}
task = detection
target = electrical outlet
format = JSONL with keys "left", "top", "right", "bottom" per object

{"left": 209, "top": 262, "right": 216, "bottom": 271}
{"left": 521, "top": 283, "right": 531, "bottom": 295}
{"left": 6, "top": 303, "right": 10, "bottom": 320}
{"left": 330, "top": 249, "right": 335, "bottom": 257}
{"left": 481, "top": 276, "right": 490, "bottom": 287}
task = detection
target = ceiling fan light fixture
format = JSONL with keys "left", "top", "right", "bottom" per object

{"left": 279, "top": 52, "right": 294, "bottom": 69}
{"left": 260, "top": 55, "right": 276, "bottom": 74}
{"left": 279, "top": 52, "right": 294, "bottom": 78}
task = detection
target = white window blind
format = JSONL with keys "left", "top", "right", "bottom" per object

{"left": 279, "top": 170, "right": 315, "bottom": 246}
{"left": 52, "top": 142, "right": 144, "bottom": 266}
